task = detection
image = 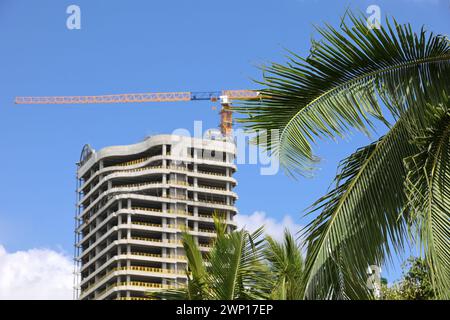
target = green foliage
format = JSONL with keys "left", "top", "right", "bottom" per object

{"left": 302, "top": 95, "right": 450, "bottom": 299}
{"left": 403, "top": 104, "right": 450, "bottom": 298}
{"left": 234, "top": 13, "right": 450, "bottom": 177}
{"left": 148, "top": 216, "right": 271, "bottom": 300}
{"left": 148, "top": 224, "right": 306, "bottom": 300}
{"left": 235, "top": 12, "right": 450, "bottom": 299}
{"left": 265, "top": 230, "right": 304, "bottom": 300}
{"left": 382, "top": 257, "right": 436, "bottom": 300}
{"left": 302, "top": 115, "right": 415, "bottom": 299}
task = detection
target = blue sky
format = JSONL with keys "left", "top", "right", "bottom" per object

{"left": 0, "top": 0, "right": 448, "bottom": 287}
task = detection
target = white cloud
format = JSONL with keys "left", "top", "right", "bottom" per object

{"left": 235, "top": 211, "right": 303, "bottom": 242}
{"left": 0, "top": 245, "right": 73, "bottom": 300}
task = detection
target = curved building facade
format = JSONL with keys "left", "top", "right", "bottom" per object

{"left": 75, "top": 135, "right": 238, "bottom": 300}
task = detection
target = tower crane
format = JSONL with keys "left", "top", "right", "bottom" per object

{"left": 15, "top": 89, "right": 260, "bottom": 136}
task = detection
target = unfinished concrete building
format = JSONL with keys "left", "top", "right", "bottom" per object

{"left": 74, "top": 134, "right": 238, "bottom": 300}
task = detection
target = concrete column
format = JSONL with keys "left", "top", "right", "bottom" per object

{"left": 195, "top": 148, "right": 199, "bottom": 159}
{"left": 95, "top": 230, "right": 101, "bottom": 244}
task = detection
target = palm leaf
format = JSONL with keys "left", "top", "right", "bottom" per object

{"left": 302, "top": 111, "right": 418, "bottom": 299}
{"left": 403, "top": 102, "right": 450, "bottom": 299}
{"left": 147, "top": 232, "right": 208, "bottom": 300}
{"left": 207, "top": 227, "right": 270, "bottom": 299}
{"left": 265, "top": 230, "right": 304, "bottom": 299}
{"left": 149, "top": 224, "right": 271, "bottom": 300}
{"left": 301, "top": 85, "right": 450, "bottom": 299}
{"left": 234, "top": 13, "right": 450, "bottom": 176}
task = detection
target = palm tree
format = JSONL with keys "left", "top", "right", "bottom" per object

{"left": 148, "top": 217, "right": 271, "bottom": 300}
{"left": 234, "top": 13, "right": 450, "bottom": 299}
{"left": 265, "top": 230, "right": 304, "bottom": 300}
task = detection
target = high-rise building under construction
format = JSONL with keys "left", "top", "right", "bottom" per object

{"left": 74, "top": 134, "right": 238, "bottom": 300}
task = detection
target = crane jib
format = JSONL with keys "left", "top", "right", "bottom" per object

{"left": 14, "top": 90, "right": 259, "bottom": 105}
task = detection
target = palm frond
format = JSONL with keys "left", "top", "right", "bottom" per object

{"left": 234, "top": 13, "right": 450, "bottom": 176}
{"left": 302, "top": 110, "right": 418, "bottom": 299}
{"left": 265, "top": 230, "right": 304, "bottom": 299}
{"left": 149, "top": 225, "right": 271, "bottom": 300}
{"left": 147, "top": 232, "right": 208, "bottom": 300}
{"left": 207, "top": 227, "right": 270, "bottom": 300}
{"left": 213, "top": 211, "right": 227, "bottom": 239}
{"left": 403, "top": 102, "right": 450, "bottom": 299}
